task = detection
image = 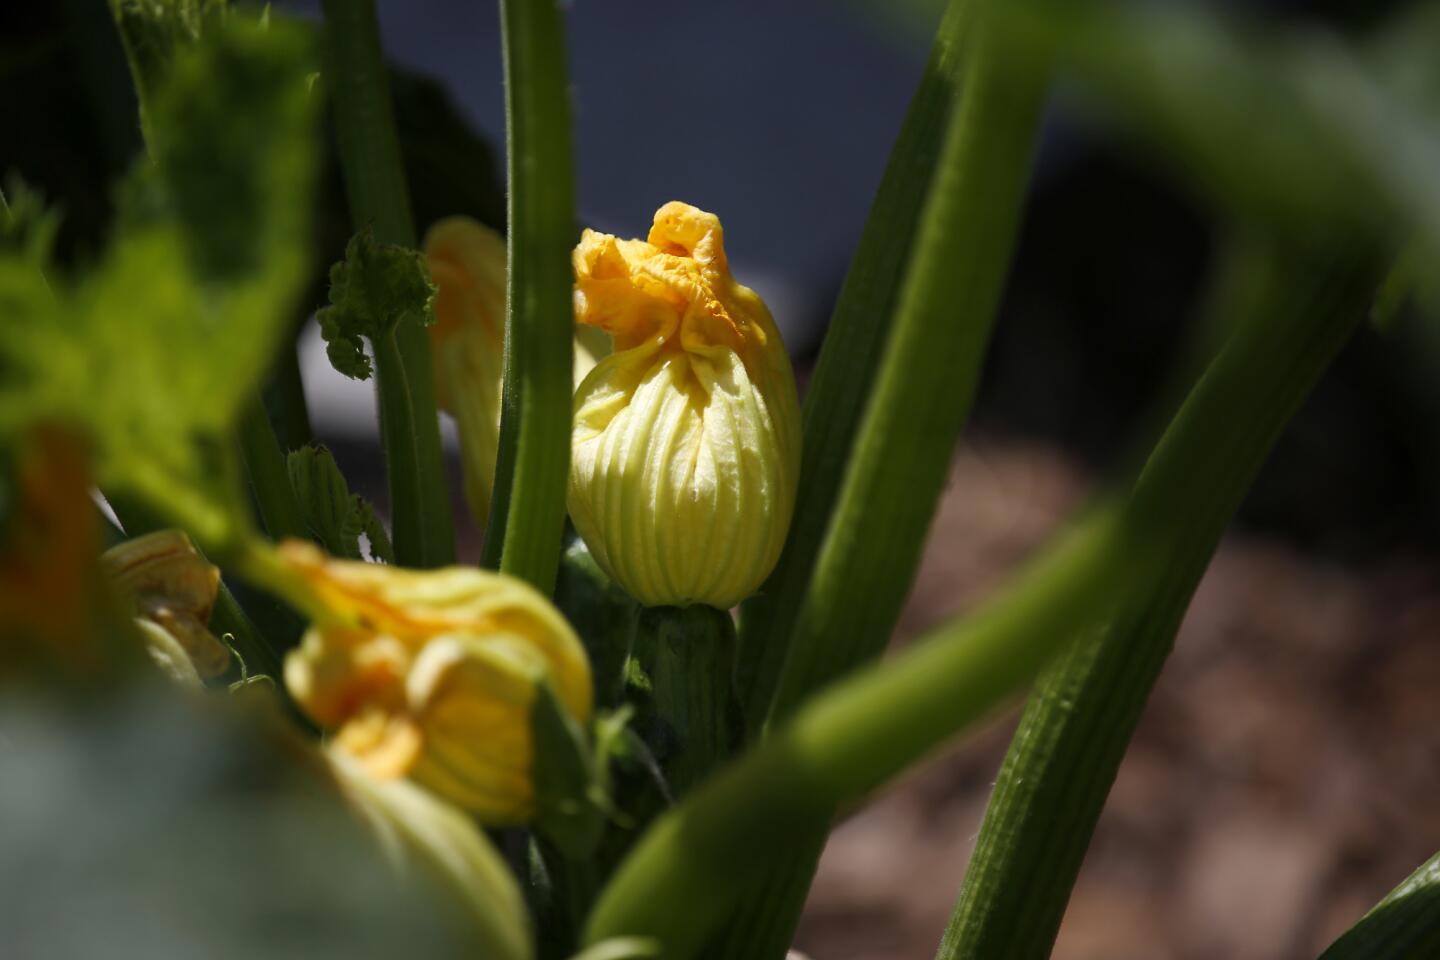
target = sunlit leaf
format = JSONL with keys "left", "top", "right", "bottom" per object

{"left": 0, "top": 15, "right": 318, "bottom": 552}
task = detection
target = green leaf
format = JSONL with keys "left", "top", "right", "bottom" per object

{"left": 107, "top": 0, "right": 230, "bottom": 124}
{"left": 346, "top": 493, "right": 395, "bottom": 564}
{"left": 988, "top": 0, "right": 1440, "bottom": 249}
{"left": 317, "top": 228, "right": 436, "bottom": 381}
{"left": 286, "top": 445, "right": 353, "bottom": 552}
{"left": 532, "top": 683, "right": 605, "bottom": 860}
{"left": 0, "top": 176, "right": 62, "bottom": 267}
{"left": 287, "top": 444, "right": 394, "bottom": 563}
{"left": 0, "top": 15, "right": 319, "bottom": 553}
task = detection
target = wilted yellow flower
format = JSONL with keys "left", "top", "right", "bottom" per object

{"left": 279, "top": 541, "right": 592, "bottom": 823}
{"left": 102, "top": 529, "right": 230, "bottom": 682}
{"left": 568, "top": 202, "right": 801, "bottom": 608}
{"left": 425, "top": 216, "right": 607, "bottom": 526}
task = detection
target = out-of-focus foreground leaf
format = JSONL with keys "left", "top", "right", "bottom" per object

{"left": 0, "top": 15, "right": 318, "bottom": 553}
{"left": 0, "top": 689, "right": 489, "bottom": 959}
{"left": 990, "top": 0, "right": 1440, "bottom": 250}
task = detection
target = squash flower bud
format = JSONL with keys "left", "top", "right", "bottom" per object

{"left": 279, "top": 542, "right": 592, "bottom": 823}
{"left": 568, "top": 201, "right": 801, "bottom": 608}
{"left": 425, "top": 216, "right": 607, "bottom": 527}
{"left": 101, "top": 529, "right": 230, "bottom": 683}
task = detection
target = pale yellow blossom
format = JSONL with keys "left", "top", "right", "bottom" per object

{"left": 568, "top": 202, "right": 801, "bottom": 608}
{"left": 102, "top": 529, "right": 230, "bottom": 682}
{"left": 425, "top": 216, "right": 607, "bottom": 526}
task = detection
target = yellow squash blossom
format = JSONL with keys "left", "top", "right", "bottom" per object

{"left": 101, "top": 529, "right": 231, "bottom": 684}
{"left": 568, "top": 201, "right": 801, "bottom": 608}
{"left": 280, "top": 541, "right": 592, "bottom": 823}
{"left": 425, "top": 216, "right": 608, "bottom": 527}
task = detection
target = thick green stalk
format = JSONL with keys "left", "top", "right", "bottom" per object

{"left": 627, "top": 606, "right": 738, "bottom": 801}
{"left": 711, "top": 6, "right": 1048, "bottom": 954}
{"left": 938, "top": 246, "right": 1382, "bottom": 960}
{"left": 584, "top": 509, "right": 1131, "bottom": 958}
{"left": 237, "top": 397, "right": 310, "bottom": 542}
{"left": 552, "top": 529, "right": 638, "bottom": 710}
{"left": 584, "top": 244, "right": 1380, "bottom": 958}
{"left": 478, "top": 0, "right": 576, "bottom": 594}
{"left": 736, "top": 0, "right": 969, "bottom": 738}
{"left": 369, "top": 331, "right": 436, "bottom": 568}
{"left": 321, "top": 0, "right": 455, "bottom": 568}
{"left": 262, "top": 343, "right": 315, "bottom": 452}
{"left": 1320, "top": 850, "right": 1440, "bottom": 959}
{"left": 760, "top": 8, "right": 1044, "bottom": 734}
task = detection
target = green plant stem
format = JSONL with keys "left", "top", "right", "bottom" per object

{"left": 321, "top": 0, "right": 454, "bottom": 569}
{"left": 938, "top": 245, "right": 1383, "bottom": 960}
{"left": 1320, "top": 850, "right": 1440, "bottom": 959}
{"left": 478, "top": 0, "right": 576, "bottom": 594}
{"left": 583, "top": 242, "right": 1382, "bottom": 958}
{"left": 736, "top": 0, "right": 969, "bottom": 738}
{"left": 760, "top": 3, "right": 1043, "bottom": 734}
{"left": 262, "top": 342, "right": 315, "bottom": 452}
{"left": 584, "top": 509, "right": 1130, "bottom": 958}
{"left": 237, "top": 397, "right": 310, "bottom": 542}
{"left": 369, "top": 330, "right": 439, "bottom": 567}
{"left": 627, "top": 606, "right": 738, "bottom": 801}
{"left": 712, "top": 4, "right": 1048, "bottom": 954}
{"left": 553, "top": 528, "right": 638, "bottom": 710}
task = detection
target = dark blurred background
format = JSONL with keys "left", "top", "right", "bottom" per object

{"left": 3, "top": 1, "right": 1438, "bottom": 958}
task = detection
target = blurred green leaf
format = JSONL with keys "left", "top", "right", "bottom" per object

{"left": 0, "top": 176, "right": 63, "bottom": 266}
{"left": 0, "top": 688, "right": 494, "bottom": 958}
{"left": 108, "top": 0, "right": 229, "bottom": 137}
{"left": 991, "top": 0, "right": 1440, "bottom": 249}
{"left": 0, "top": 16, "right": 318, "bottom": 552}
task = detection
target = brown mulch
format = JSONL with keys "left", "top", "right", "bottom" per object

{"left": 793, "top": 439, "right": 1440, "bottom": 960}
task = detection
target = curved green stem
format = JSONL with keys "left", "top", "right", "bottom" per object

{"left": 712, "top": 4, "right": 1048, "bottom": 954}
{"left": 321, "top": 0, "right": 455, "bottom": 569}
{"left": 583, "top": 242, "right": 1382, "bottom": 959}
{"left": 736, "top": 0, "right": 971, "bottom": 738}
{"left": 237, "top": 396, "right": 310, "bottom": 542}
{"left": 370, "top": 330, "right": 443, "bottom": 568}
{"left": 763, "top": 3, "right": 1045, "bottom": 732}
{"left": 231, "top": 537, "right": 346, "bottom": 630}
{"left": 584, "top": 508, "right": 1130, "bottom": 958}
{"left": 1320, "top": 850, "right": 1440, "bottom": 959}
{"left": 262, "top": 342, "right": 315, "bottom": 452}
{"left": 938, "top": 245, "right": 1383, "bottom": 960}
{"left": 627, "top": 606, "right": 738, "bottom": 802}
{"left": 479, "top": 0, "right": 576, "bottom": 594}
